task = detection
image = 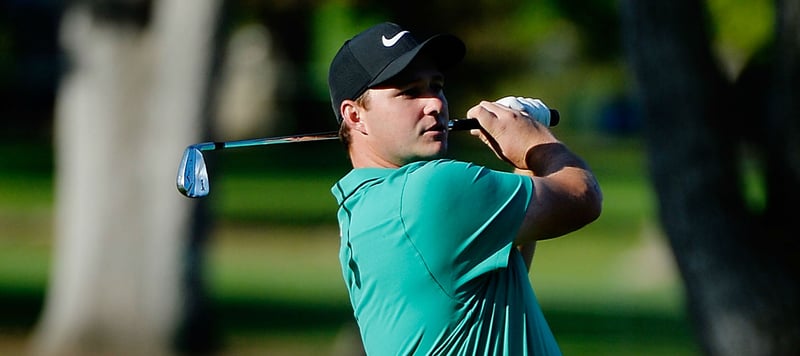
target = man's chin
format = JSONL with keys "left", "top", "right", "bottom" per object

{"left": 425, "top": 145, "right": 448, "bottom": 160}
{"left": 405, "top": 147, "right": 447, "bottom": 164}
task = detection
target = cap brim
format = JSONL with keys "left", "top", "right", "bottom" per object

{"left": 368, "top": 33, "right": 465, "bottom": 87}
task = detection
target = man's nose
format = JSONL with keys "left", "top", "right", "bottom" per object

{"left": 423, "top": 95, "right": 446, "bottom": 117}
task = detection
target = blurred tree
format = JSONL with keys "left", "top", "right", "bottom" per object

{"left": 621, "top": 0, "right": 799, "bottom": 355}
{"left": 222, "top": 0, "right": 333, "bottom": 133}
{"left": 31, "top": 0, "right": 222, "bottom": 355}
{"left": 0, "top": 0, "right": 61, "bottom": 139}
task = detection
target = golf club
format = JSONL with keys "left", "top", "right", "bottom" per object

{"left": 176, "top": 111, "right": 559, "bottom": 198}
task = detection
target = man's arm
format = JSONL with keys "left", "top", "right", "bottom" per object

{"left": 514, "top": 144, "right": 601, "bottom": 243}
{"left": 467, "top": 101, "right": 602, "bottom": 245}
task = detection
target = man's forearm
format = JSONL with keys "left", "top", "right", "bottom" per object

{"left": 513, "top": 142, "right": 602, "bottom": 242}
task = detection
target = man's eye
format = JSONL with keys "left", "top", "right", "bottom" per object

{"left": 402, "top": 83, "right": 444, "bottom": 97}
{"left": 402, "top": 88, "right": 421, "bottom": 97}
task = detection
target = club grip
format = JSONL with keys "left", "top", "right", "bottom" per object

{"left": 448, "top": 109, "right": 559, "bottom": 131}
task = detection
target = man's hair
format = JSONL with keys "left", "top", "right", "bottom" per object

{"left": 339, "top": 90, "right": 370, "bottom": 151}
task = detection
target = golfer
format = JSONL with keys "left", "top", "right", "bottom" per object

{"left": 328, "top": 22, "right": 602, "bottom": 355}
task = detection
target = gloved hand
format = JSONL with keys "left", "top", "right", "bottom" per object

{"left": 495, "top": 96, "right": 551, "bottom": 127}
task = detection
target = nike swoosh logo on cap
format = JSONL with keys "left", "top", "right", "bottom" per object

{"left": 381, "top": 31, "right": 410, "bottom": 47}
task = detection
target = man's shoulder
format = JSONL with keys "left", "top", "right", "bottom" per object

{"left": 400, "top": 159, "right": 498, "bottom": 196}
{"left": 403, "top": 159, "right": 530, "bottom": 199}
{"left": 404, "top": 159, "right": 481, "bottom": 179}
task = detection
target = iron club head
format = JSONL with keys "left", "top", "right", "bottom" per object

{"left": 176, "top": 146, "right": 210, "bottom": 198}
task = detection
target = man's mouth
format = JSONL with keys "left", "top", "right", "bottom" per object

{"left": 427, "top": 121, "right": 447, "bottom": 133}
{"left": 424, "top": 125, "right": 446, "bottom": 137}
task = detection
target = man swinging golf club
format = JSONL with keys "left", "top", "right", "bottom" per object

{"left": 329, "top": 22, "right": 602, "bottom": 355}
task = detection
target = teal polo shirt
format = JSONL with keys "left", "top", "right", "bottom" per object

{"left": 332, "top": 159, "right": 561, "bottom": 355}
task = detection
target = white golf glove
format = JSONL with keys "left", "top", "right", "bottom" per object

{"left": 495, "top": 96, "right": 551, "bottom": 127}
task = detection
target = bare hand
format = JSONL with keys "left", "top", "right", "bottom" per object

{"left": 466, "top": 101, "right": 559, "bottom": 170}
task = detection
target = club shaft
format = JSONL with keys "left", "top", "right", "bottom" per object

{"left": 190, "top": 109, "right": 559, "bottom": 152}
{"left": 190, "top": 119, "right": 474, "bottom": 152}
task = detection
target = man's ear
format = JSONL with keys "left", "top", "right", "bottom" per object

{"left": 341, "top": 100, "right": 367, "bottom": 134}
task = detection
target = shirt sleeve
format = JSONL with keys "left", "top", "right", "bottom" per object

{"left": 399, "top": 160, "right": 533, "bottom": 299}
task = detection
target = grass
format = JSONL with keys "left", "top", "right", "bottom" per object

{"left": 0, "top": 135, "right": 700, "bottom": 355}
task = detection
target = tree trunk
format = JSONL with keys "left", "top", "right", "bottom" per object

{"left": 32, "top": 0, "right": 221, "bottom": 355}
{"left": 620, "top": 0, "right": 800, "bottom": 355}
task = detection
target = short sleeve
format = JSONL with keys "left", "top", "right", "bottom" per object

{"left": 399, "top": 160, "right": 533, "bottom": 298}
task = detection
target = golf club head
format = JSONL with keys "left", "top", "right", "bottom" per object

{"left": 176, "top": 147, "right": 210, "bottom": 198}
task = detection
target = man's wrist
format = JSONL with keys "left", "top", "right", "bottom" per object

{"left": 524, "top": 142, "right": 586, "bottom": 176}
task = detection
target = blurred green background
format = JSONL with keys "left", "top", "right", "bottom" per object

{"left": 0, "top": 0, "right": 772, "bottom": 354}
{"left": 1, "top": 130, "right": 696, "bottom": 355}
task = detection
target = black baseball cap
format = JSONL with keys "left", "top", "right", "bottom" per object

{"left": 328, "top": 22, "right": 466, "bottom": 123}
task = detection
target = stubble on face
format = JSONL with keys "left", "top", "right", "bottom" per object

{"left": 360, "top": 97, "right": 447, "bottom": 165}
{"left": 347, "top": 55, "right": 452, "bottom": 168}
